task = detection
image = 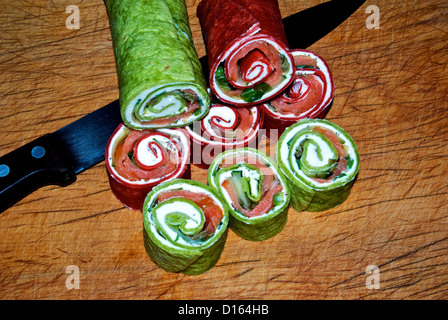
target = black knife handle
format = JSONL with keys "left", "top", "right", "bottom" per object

{"left": 0, "top": 134, "right": 76, "bottom": 213}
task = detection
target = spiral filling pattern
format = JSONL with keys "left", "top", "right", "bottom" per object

{"left": 278, "top": 120, "right": 359, "bottom": 188}
{"left": 208, "top": 148, "right": 290, "bottom": 241}
{"left": 276, "top": 119, "right": 360, "bottom": 212}
{"left": 108, "top": 126, "right": 189, "bottom": 184}
{"left": 263, "top": 49, "right": 334, "bottom": 120}
{"left": 142, "top": 179, "right": 229, "bottom": 274}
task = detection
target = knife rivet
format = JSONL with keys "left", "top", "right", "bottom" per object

{"left": 31, "top": 146, "right": 46, "bottom": 159}
{"left": 0, "top": 164, "right": 9, "bottom": 177}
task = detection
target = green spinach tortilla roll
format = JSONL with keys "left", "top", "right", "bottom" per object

{"left": 276, "top": 119, "right": 360, "bottom": 212}
{"left": 142, "top": 179, "right": 229, "bottom": 275}
{"left": 104, "top": 0, "right": 210, "bottom": 129}
{"left": 208, "top": 148, "right": 290, "bottom": 241}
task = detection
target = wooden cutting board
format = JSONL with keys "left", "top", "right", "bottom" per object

{"left": 0, "top": 0, "right": 447, "bottom": 300}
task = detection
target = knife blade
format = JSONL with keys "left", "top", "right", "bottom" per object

{"left": 0, "top": 100, "right": 121, "bottom": 213}
{"left": 283, "top": 0, "right": 366, "bottom": 50}
{"left": 0, "top": 0, "right": 365, "bottom": 213}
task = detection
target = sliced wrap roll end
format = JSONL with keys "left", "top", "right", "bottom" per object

{"left": 276, "top": 119, "right": 360, "bottom": 212}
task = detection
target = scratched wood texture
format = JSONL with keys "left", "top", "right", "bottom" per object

{"left": 0, "top": 0, "right": 447, "bottom": 300}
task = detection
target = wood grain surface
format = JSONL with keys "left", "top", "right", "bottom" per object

{"left": 0, "top": 0, "right": 447, "bottom": 300}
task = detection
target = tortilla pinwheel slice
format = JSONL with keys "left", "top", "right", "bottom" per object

{"left": 208, "top": 148, "right": 290, "bottom": 241}
{"left": 105, "top": 124, "right": 190, "bottom": 211}
{"left": 263, "top": 50, "right": 334, "bottom": 138}
{"left": 276, "top": 119, "right": 360, "bottom": 212}
{"left": 186, "top": 95, "right": 263, "bottom": 168}
{"left": 197, "top": 0, "right": 294, "bottom": 106}
{"left": 142, "top": 179, "right": 229, "bottom": 275}
{"left": 105, "top": 0, "right": 210, "bottom": 129}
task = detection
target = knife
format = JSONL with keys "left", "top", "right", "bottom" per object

{"left": 0, "top": 0, "right": 365, "bottom": 213}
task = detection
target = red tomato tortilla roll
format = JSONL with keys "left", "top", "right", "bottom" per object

{"left": 186, "top": 97, "right": 263, "bottom": 168}
{"left": 197, "top": 0, "right": 294, "bottom": 106}
{"left": 262, "top": 49, "right": 335, "bottom": 138}
{"left": 105, "top": 124, "right": 190, "bottom": 211}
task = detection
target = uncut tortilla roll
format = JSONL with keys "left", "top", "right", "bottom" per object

{"left": 197, "top": 0, "right": 294, "bottom": 106}
{"left": 104, "top": 0, "right": 210, "bottom": 129}
{"left": 276, "top": 119, "right": 360, "bottom": 212}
